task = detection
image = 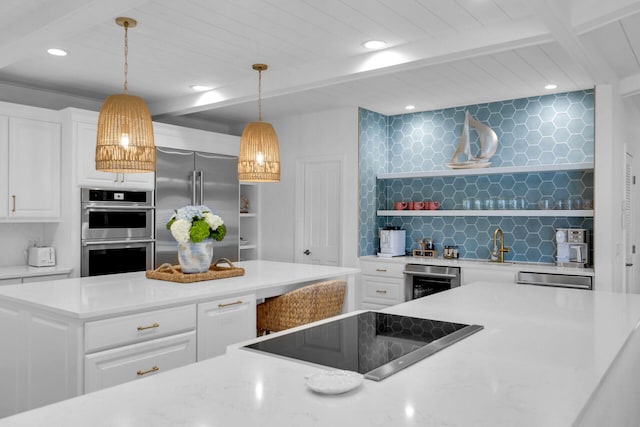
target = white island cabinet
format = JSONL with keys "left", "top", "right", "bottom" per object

{"left": 0, "top": 260, "right": 359, "bottom": 418}
{"left": 197, "top": 294, "right": 256, "bottom": 361}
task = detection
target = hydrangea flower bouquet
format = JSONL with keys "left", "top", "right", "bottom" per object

{"left": 166, "top": 205, "right": 226, "bottom": 273}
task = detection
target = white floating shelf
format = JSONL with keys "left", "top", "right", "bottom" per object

{"left": 239, "top": 244, "right": 257, "bottom": 250}
{"left": 240, "top": 213, "right": 257, "bottom": 218}
{"left": 377, "top": 209, "right": 594, "bottom": 217}
{"left": 377, "top": 162, "right": 594, "bottom": 180}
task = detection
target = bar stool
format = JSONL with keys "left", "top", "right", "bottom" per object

{"left": 256, "top": 279, "right": 347, "bottom": 336}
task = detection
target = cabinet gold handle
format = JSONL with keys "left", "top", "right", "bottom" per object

{"left": 137, "top": 322, "right": 159, "bottom": 331}
{"left": 218, "top": 300, "right": 243, "bottom": 308}
{"left": 375, "top": 268, "right": 387, "bottom": 272}
{"left": 137, "top": 366, "right": 159, "bottom": 376}
{"left": 11, "top": 195, "right": 16, "bottom": 212}
{"left": 375, "top": 290, "right": 387, "bottom": 294}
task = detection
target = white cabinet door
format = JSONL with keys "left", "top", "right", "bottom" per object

{"left": 197, "top": 294, "right": 256, "bottom": 361}
{"left": 84, "top": 331, "right": 196, "bottom": 393}
{"left": 7, "top": 117, "right": 60, "bottom": 220}
{"left": 75, "top": 120, "right": 155, "bottom": 190}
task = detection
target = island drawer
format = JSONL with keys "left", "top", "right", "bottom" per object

{"left": 360, "top": 261, "right": 405, "bottom": 278}
{"left": 84, "top": 330, "right": 196, "bottom": 393}
{"left": 84, "top": 305, "right": 196, "bottom": 353}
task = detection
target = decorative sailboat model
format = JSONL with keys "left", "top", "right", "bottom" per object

{"left": 446, "top": 111, "right": 498, "bottom": 169}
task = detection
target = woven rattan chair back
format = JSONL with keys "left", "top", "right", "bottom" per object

{"left": 256, "top": 279, "right": 347, "bottom": 336}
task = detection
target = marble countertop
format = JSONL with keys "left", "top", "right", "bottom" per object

{"left": 1, "top": 281, "right": 639, "bottom": 426}
{"left": 360, "top": 255, "right": 595, "bottom": 276}
{"left": 0, "top": 264, "right": 73, "bottom": 280}
{"left": 0, "top": 260, "right": 360, "bottom": 319}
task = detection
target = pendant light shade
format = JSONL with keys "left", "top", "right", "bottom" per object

{"left": 238, "top": 64, "right": 280, "bottom": 182}
{"left": 96, "top": 17, "right": 155, "bottom": 173}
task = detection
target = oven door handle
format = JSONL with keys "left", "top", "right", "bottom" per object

{"left": 83, "top": 205, "right": 155, "bottom": 211}
{"left": 403, "top": 271, "right": 458, "bottom": 279}
{"left": 82, "top": 239, "right": 155, "bottom": 246}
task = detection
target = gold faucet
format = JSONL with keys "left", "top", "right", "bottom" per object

{"left": 490, "top": 227, "right": 509, "bottom": 263}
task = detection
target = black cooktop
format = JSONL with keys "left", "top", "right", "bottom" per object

{"left": 244, "top": 311, "right": 483, "bottom": 381}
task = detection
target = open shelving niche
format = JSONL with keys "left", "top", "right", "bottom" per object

{"left": 239, "top": 183, "right": 259, "bottom": 260}
{"left": 376, "top": 162, "right": 594, "bottom": 218}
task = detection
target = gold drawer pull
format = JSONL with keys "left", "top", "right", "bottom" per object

{"left": 137, "top": 366, "right": 159, "bottom": 376}
{"left": 137, "top": 322, "right": 159, "bottom": 331}
{"left": 218, "top": 300, "right": 243, "bottom": 308}
{"left": 375, "top": 268, "right": 387, "bottom": 272}
{"left": 376, "top": 290, "right": 387, "bottom": 294}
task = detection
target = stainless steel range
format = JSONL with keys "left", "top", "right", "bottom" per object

{"left": 244, "top": 311, "right": 483, "bottom": 381}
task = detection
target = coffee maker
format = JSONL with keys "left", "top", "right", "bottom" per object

{"left": 378, "top": 227, "right": 406, "bottom": 257}
{"left": 556, "top": 228, "right": 589, "bottom": 268}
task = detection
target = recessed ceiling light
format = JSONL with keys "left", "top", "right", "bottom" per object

{"left": 405, "top": 105, "right": 416, "bottom": 110}
{"left": 362, "top": 40, "right": 387, "bottom": 49}
{"left": 545, "top": 84, "right": 558, "bottom": 90}
{"left": 47, "top": 48, "right": 68, "bottom": 57}
{"left": 190, "top": 84, "right": 213, "bottom": 91}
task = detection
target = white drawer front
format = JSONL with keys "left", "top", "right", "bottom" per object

{"left": 360, "top": 261, "right": 405, "bottom": 278}
{"left": 84, "top": 331, "right": 196, "bottom": 393}
{"left": 362, "top": 277, "right": 404, "bottom": 305}
{"left": 84, "top": 305, "right": 196, "bottom": 353}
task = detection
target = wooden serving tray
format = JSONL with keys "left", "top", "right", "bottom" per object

{"left": 146, "top": 258, "right": 245, "bottom": 283}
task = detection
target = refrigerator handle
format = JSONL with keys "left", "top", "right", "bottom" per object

{"left": 191, "top": 170, "right": 198, "bottom": 205}
{"left": 199, "top": 171, "right": 204, "bottom": 206}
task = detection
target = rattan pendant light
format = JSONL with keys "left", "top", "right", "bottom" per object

{"left": 96, "top": 17, "right": 155, "bottom": 173}
{"left": 238, "top": 64, "right": 280, "bottom": 182}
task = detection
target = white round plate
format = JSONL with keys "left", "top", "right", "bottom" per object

{"left": 306, "top": 370, "right": 364, "bottom": 395}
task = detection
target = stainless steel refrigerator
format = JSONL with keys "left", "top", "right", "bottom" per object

{"left": 155, "top": 147, "right": 239, "bottom": 267}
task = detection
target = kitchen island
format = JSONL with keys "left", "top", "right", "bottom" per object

{"left": 1, "top": 281, "right": 639, "bottom": 426}
{"left": 0, "top": 260, "right": 359, "bottom": 418}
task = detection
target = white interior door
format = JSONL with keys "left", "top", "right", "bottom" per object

{"left": 296, "top": 158, "right": 343, "bottom": 265}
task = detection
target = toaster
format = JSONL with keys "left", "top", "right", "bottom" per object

{"left": 28, "top": 247, "right": 56, "bottom": 267}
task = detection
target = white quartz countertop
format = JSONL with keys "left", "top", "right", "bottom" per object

{"left": 1, "top": 281, "right": 639, "bottom": 426}
{"left": 360, "top": 254, "right": 595, "bottom": 276}
{"left": 0, "top": 260, "right": 359, "bottom": 319}
{"left": 0, "top": 264, "right": 73, "bottom": 280}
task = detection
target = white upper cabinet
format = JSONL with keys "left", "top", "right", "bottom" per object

{"left": 74, "top": 118, "right": 154, "bottom": 190}
{"left": 0, "top": 103, "right": 61, "bottom": 222}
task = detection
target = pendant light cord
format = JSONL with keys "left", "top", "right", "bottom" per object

{"left": 257, "top": 69, "right": 262, "bottom": 122}
{"left": 123, "top": 20, "right": 129, "bottom": 95}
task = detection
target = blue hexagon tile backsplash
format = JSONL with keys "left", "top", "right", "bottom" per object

{"left": 359, "top": 89, "right": 595, "bottom": 263}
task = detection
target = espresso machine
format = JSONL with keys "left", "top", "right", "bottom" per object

{"left": 378, "top": 227, "right": 406, "bottom": 257}
{"left": 555, "top": 228, "right": 589, "bottom": 268}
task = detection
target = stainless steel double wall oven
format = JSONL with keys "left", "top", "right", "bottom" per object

{"left": 81, "top": 188, "right": 155, "bottom": 277}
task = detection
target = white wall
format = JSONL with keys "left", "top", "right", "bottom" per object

{"left": 259, "top": 107, "right": 360, "bottom": 268}
{"left": 0, "top": 224, "right": 48, "bottom": 266}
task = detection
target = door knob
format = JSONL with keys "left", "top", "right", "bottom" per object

{"left": 303, "top": 249, "right": 311, "bottom": 255}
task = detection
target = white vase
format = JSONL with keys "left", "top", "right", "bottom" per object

{"left": 178, "top": 240, "right": 213, "bottom": 273}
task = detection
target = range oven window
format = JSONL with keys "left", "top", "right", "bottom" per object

{"left": 87, "top": 246, "right": 149, "bottom": 276}
{"left": 88, "top": 210, "right": 149, "bottom": 229}
{"left": 412, "top": 275, "right": 453, "bottom": 299}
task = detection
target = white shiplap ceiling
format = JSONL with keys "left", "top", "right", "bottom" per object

{"left": 1, "top": 0, "right": 640, "bottom": 133}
